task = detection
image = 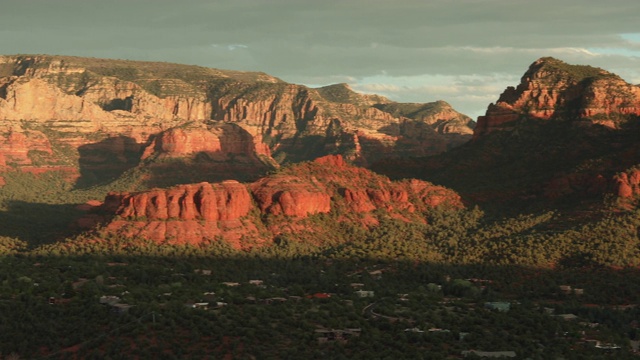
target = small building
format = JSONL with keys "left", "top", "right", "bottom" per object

{"left": 355, "top": 290, "right": 375, "bottom": 298}
{"left": 222, "top": 282, "right": 241, "bottom": 287}
{"left": 203, "top": 292, "right": 216, "bottom": 301}
{"left": 556, "top": 313, "right": 579, "bottom": 321}
{"left": 428, "top": 328, "right": 451, "bottom": 333}
{"left": 308, "top": 293, "right": 331, "bottom": 299}
{"left": 249, "top": 280, "right": 264, "bottom": 286}
{"left": 404, "top": 328, "right": 424, "bottom": 333}
{"left": 100, "top": 295, "right": 121, "bottom": 305}
{"left": 573, "top": 288, "right": 584, "bottom": 295}
{"left": 191, "top": 302, "right": 209, "bottom": 310}
{"left": 559, "top": 285, "right": 573, "bottom": 294}
{"left": 484, "top": 302, "right": 511, "bottom": 312}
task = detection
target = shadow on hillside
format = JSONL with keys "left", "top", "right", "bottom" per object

{"left": 0, "top": 200, "right": 87, "bottom": 245}
{"left": 75, "top": 136, "right": 146, "bottom": 189}
{"left": 142, "top": 124, "right": 274, "bottom": 188}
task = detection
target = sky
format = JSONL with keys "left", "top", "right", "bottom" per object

{"left": 2, "top": 0, "right": 640, "bottom": 119}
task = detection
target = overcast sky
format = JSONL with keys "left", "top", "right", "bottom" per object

{"left": 2, "top": 0, "right": 639, "bottom": 119}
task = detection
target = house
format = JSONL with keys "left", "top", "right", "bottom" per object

{"left": 573, "top": 288, "right": 584, "bottom": 295}
{"left": 307, "top": 293, "right": 331, "bottom": 299}
{"left": 484, "top": 302, "right": 510, "bottom": 312}
{"left": 191, "top": 302, "right": 209, "bottom": 310}
{"left": 559, "top": 285, "right": 576, "bottom": 294}
{"left": 350, "top": 283, "right": 365, "bottom": 288}
{"left": 355, "top": 290, "right": 374, "bottom": 298}
{"left": 194, "top": 269, "right": 212, "bottom": 276}
{"left": 428, "top": 328, "right": 451, "bottom": 333}
{"left": 461, "top": 350, "right": 516, "bottom": 358}
{"left": 556, "top": 313, "right": 579, "bottom": 321}
{"left": 595, "top": 342, "right": 621, "bottom": 350}
{"left": 100, "top": 295, "right": 121, "bottom": 305}
{"left": 404, "top": 328, "right": 424, "bottom": 333}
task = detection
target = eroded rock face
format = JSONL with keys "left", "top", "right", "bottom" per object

{"left": 0, "top": 129, "right": 53, "bottom": 165}
{"left": 614, "top": 168, "right": 640, "bottom": 199}
{"left": 116, "top": 181, "right": 252, "bottom": 221}
{"left": 251, "top": 176, "right": 331, "bottom": 217}
{"left": 95, "top": 155, "right": 463, "bottom": 247}
{"left": 0, "top": 55, "right": 473, "bottom": 185}
{"left": 474, "top": 57, "right": 640, "bottom": 139}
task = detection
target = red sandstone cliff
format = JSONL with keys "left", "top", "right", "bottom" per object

{"left": 614, "top": 167, "right": 640, "bottom": 209}
{"left": 93, "top": 155, "right": 462, "bottom": 247}
{"left": 474, "top": 57, "right": 640, "bottom": 139}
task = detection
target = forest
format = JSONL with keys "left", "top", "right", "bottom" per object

{"left": 1, "top": 197, "right": 640, "bottom": 358}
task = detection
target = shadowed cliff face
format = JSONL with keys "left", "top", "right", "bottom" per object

{"left": 76, "top": 136, "right": 144, "bottom": 187}
{"left": 87, "top": 155, "right": 463, "bottom": 248}
{"left": 0, "top": 55, "right": 474, "bottom": 188}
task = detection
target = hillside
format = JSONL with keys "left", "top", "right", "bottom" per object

{"left": 374, "top": 57, "right": 640, "bottom": 215}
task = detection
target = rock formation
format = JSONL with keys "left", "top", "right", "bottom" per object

{"left": 474, "top": 57, "right": 640, "bottom": 139}
{"left": 0, "top": 55, "right": 473, "bottom": 189}
{"left": 373, "top": 57, "right": 640, "bottom": 214}
{"left": 93, "top": 155, "right": 462, "bottom": 247}
{"left": 614, "top": 167, "right": 640, "bottom": 207}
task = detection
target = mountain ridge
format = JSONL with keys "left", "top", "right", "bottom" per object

{"left": 0, "top": 54, "right": 474, "bottom": 189}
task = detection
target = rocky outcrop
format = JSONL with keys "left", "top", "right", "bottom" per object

{"left": 0, "top": 128, "right": 54, "bottom": 165}
{"left": 251, "top": 176, "right": 331, "bottom": 217}
{"left": 115, "top": 181, "right": 251, "bottom": 221}
{"left": 614, "top": 167, "right": 640, "bottom": 199}
{"left": 474, "top": 57, "right": 640, "bottom": 139}
{"left": 102, "top": 181, "right": 256, "bottom": 246}
{"left": 94, "top": 155, "right": 463, "bottom": 247}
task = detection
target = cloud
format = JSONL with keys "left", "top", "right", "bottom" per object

{"left": 2, "top": 0, "right": 640, "bottom": 117}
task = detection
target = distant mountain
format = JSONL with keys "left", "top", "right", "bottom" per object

{"left": 0, "top": 55, "right": 473, "bottom": 190}
{"left": 374, "top": 57, "right": 640, "bottom": 212}
{"left": 475, "top": 56, "right": 640, "bottom": 138}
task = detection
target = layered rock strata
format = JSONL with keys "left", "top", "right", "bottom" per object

{"left": 94, "top": 155, "right": 462, "bottom": 247}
